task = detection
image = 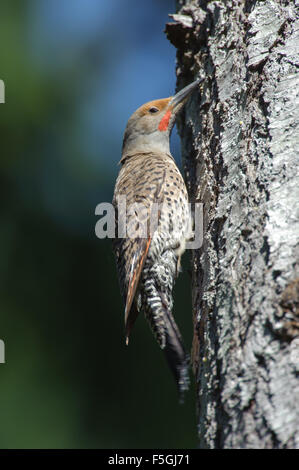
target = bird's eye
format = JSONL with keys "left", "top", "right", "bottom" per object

{"left": 149, "top": 107, "right": 159, "bottom": 113}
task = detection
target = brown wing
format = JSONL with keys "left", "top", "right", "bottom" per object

{"left": 124, "top": 236, "right": 151, "bottom": 343}
{"left": 112, "top": 155, "right": 166, "bottom": 342}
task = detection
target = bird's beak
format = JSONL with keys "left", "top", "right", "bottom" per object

{"left": 169, "top": 77, "right": 203, "bottom": 115}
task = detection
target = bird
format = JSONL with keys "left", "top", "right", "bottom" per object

{"left": 112, "top": 79, "right": 201, "bottom": 400}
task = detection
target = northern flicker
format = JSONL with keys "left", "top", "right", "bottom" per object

{"left": 112, "top": 79, "right": 200, "bottom": 399}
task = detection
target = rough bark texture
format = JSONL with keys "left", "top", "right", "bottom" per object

{"left": 166, "top": 0, "right": 299, "bottom": 449}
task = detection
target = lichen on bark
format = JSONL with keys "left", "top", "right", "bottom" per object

{"left": 166, "top": 0, "right": 299, "bottom": 449}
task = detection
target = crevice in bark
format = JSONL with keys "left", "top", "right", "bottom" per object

{"left": 166, "top": 0, "right": 299, "bottom": 449}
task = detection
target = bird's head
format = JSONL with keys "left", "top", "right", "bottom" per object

{"left": 121, "top": 78, "right": 202, "bottom": 161}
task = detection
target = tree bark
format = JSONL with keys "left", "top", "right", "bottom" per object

{"left": 166, "top": 0, "right": 299, "bottom": 449}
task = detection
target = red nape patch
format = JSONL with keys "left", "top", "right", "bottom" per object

{"left": 158, "top": 110, "right": 172, "bottom": 131}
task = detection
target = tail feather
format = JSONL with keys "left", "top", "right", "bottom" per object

{"left": 141, "top": 266, "right": 190, "bottom": 402}
{"left": 163, "top": 307, "right": 190, "bottom": 403}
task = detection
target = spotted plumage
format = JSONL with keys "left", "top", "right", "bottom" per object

{"left": 112, "top": 79, "right": 200, "bottom": 399}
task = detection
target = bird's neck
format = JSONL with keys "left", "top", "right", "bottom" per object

{"left": 122, "top": 130, "right": 171, "bottom": 161}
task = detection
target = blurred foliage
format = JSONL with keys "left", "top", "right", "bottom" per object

{"left": 0, "top": 0, "right": 196, "bottom": 448}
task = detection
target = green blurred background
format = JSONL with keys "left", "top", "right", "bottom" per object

{"left": 0, "top": 0, "right": 196, "bottom": 448}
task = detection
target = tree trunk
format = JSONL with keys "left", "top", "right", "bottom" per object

{"left": 166, "top": 0, "right": 299, "bottom": 449}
